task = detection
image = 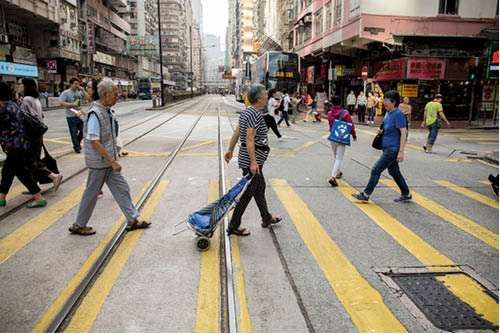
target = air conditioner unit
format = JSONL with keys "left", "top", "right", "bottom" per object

{"left": 0, "top": 35, "right": 8, "bottom": 43}
{"left": 303, "top": 15, "right": 312, "bottom": 23}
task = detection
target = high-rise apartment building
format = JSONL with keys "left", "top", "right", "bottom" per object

{"left": 159, "top": 0, "right": 193, "bottom": 88}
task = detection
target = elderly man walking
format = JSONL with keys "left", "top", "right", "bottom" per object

{"left": 224, "top": 85, "right": 282, "bottom": 236}
{"left": 69, "top": 78, "right": 151, "bottom": 235}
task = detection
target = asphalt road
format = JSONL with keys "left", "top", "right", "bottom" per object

{"left": 0, "top": 96, "right": 498, "bottom": 332}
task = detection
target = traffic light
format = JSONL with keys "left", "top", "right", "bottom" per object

{"left": 469, "top": 66, "right": 478, "bottom": 80}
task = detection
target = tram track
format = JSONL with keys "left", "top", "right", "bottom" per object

{"left": 0, "top": 98, "right": 202, "bottom": 223}
{"left": 45, "top": 101, "right": 212, "bottom": 332}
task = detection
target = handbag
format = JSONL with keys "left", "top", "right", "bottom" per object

{"left": 327, "top": 110, "right": 352, "bottom": 146}
{"left": 38, "top": 144, "right": 59, "bottom": 184}
{"left": 23, "top": 112, "right": 48, "bottom": 139}
{"left": 371, "top": 122, "right": 384, "bottom": 150}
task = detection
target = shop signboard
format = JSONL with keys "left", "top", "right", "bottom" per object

{"left": 402, "top": 84, "right": 418, "bottom": 97}
{"left": 487, "top": 42, "right": 499, "bottom": 79}
{"left": 0, "top": 44, "right": 9, "bottom": 60}
{"left": 13, "top": 46, "right": 36, "bottom": 65}
{"left": 93, "top": 51, "right": 116, "bottom": 66}
{"left": 306, "top": 66, "right": 315, "bottom": 83}
{"left": 335, "top": 65, "right": 343, "bottom": 76}
{"left": 46, "top": 60, "right": 57, "bottom": 74}
{"left": 87, "top": 22, "right": 95, "bottom": 54}
{"left": 0, "top": 61, "right": 38, "bottom": 77}
{"left": 126, "top": 36, "right": 159, "bottom": 55}
{"left": 482, "top": 85, "right": 496, "bottom": 102}
{"left": 406, "top": 59, "right": 445, "bottom": 79}
{"left": 373, "top": 59, "right": 405, "bottom": 80}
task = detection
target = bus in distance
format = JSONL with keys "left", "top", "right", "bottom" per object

{"left": 250, "top": 51, "right": 299, "bottom": 93}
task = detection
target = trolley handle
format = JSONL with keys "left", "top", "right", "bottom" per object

{"left": 172, "top": 219, "right": 189, "bottom": 236}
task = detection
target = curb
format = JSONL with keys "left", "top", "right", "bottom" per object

{"left": 483, "top": 152, "right": 499, "bottom": 165}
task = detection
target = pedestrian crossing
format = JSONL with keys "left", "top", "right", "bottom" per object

{"left": 0, "top": 174, "right": 497, "bottom": 332}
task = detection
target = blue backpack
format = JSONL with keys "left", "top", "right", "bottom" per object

{"left": 327, "top": 109, "right": 352, "bottom": 146}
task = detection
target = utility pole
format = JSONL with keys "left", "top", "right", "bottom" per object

{"left": 157, "top": 0, "right": 164, "bottom": 107}
{"left": 190, "top": 26, "right": 193, "bottom": 98}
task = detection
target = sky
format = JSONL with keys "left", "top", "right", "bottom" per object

{"left": 201, "top": 0, "right": 228, "bottom": 50}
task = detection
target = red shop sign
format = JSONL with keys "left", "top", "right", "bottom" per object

{"left": 407, "top": 59, "right": 446, "bottom": 79}
{"left": 373, "top": 59, "right": 405, "bottom": 80}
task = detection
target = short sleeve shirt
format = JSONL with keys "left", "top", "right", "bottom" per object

{"left": 283, "top": 95, "right": 291, "bottom": 111}
{"left": 238, "top": 106, "right": 269, "bottom": 169}
{"left": 425, "top": 100, "right": 443, "bottom": 126}
{"left": 60, "top": 88, "right": 83, "bottom": 118}
{"left": 86, "top": 112, "right": 100, "bottom": 140}
{"left": 382, "top": 108, "right": 406, "bottom": 152}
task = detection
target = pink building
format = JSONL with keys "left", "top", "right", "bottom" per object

{"left": 292, "top": 0, "right": 499, "bottom": 120}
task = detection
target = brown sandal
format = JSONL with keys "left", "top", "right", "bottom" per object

{"left": 126, "top": 219, "right": 151, "bottom": 231}
{"left": 227, "top": 226, "right": 251, "bottom": 236}
{"left": 69, "top": 223, "right": 96, "bottom": 235}
{"left": 262, "top": 215, "right": 282, "bottom": 228}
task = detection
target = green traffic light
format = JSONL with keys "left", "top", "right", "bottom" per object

{"left": 470, "top": 73, "right": 475, "bottom": 80}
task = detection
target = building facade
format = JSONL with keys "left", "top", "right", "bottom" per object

{"left": 290, "top": 0, "right": 499, "bottom": 120}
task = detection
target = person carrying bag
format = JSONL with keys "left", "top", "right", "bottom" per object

{"left": 326, "top": 96, "right": 356, "bottom": 187}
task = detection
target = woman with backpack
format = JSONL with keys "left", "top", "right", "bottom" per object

{"left": 263, "top": 89, "right": 283, "bottom": 141}
{"left": 18, "top": 78, "right": 63, "bottom": 196}
{"left": 327, "top": 96, "right": 357, "bottom": 187}
{"left": 0, "top": 81, "right": 47, "bottom": 208}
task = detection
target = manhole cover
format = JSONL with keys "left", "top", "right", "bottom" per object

{"left": 392, "top": 274, "right": 497, "bottom": 331}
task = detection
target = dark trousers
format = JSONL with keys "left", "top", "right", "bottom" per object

{"left": 364, "top": 150, "right": 410, "bottom": 196}
{"left": 229, "top": 167, "right": 272, "bottom": 229}
{"left": 27, "top": 136, "right": 51, "bottom": 181}
{"left": 358, "top": 105, "right": 366, "bottom": 123}
{"left": 347, "top": 104, "right": 355, "bottom": 115}
{"left": 0, "top": 152, "right": 41, "bottom": 195}
{"left": 263, "top": 114, "right": 282, "bottom": 138}
{"left": 277, "top": 110, "right": 290, "bottom": 127}
{"left": 66, "top": 117, "right": 83, "bottom": 151}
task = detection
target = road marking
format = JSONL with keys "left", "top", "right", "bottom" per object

{"left": 271, "top": 179, "right": 407, "bottom": 333}
{"left": 479, "top": 180, "right": 491, "bottom": 185}
{"left": 433, "top": 180, "right": 498, "bottom": 209}
{"left": 381, "top": 179, "right": 498, "bottom": 250}
{"left": 336, "top": 179, "right": 453, "bottom": 267}
{"left": 178, "top": 153, "right": 218, "bottom": 157}
{"left": 357, "top": 129, "right": 424, "bottom": 151}
{"left": 231, "top": 235, "right": 252, "bottom": 332}
{"left": 64, "top": 181, "right": 168, "bottom": 333}
{"left": 476, "top": 159, "right": 499, "bottom": 168}
{"left": 195, "top": 180, "right": 220, "bottom": 333}
{"left": 478, "top": 142, "right": 499, "bottom": 144}
{"left": 181, "top": 140, "right": 217, "bottom": 152}
{"left": 460, "top": 138, "right": 499, "bottom": 141}
{"left": 43, "top": 138, "right": 73, "bottom": 145}
{"left": 32, "top": 181, "right": 151, "bottom": 332}
{"left": 0, "top": 184, "right": 85, "bottom": 265}
{"left": 436, "top": 274, "right": 499, "bottom": 325}
{"left": 444, "top": 158, "right": 471, "bottom": 162}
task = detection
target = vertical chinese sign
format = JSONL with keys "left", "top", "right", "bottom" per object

{"left": 87, "top": 22, "right": 95, "bottom": 55}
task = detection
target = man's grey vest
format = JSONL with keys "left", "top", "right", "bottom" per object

{"left": 83, "top": 102, "right": 117, "bottom": 168}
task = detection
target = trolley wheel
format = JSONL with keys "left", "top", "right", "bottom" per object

{"left": 196, "top": 236, "right": 211, "bottom": 252}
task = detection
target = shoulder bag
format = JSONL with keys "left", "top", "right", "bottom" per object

{"left": 23, "top": 112, "right": 48, "bottom": 139}
{"left": 371, "top": 122, "right": 384, "bottom": 150}
{"left": 328, "top": 110, "right": 352, "bottom": 146}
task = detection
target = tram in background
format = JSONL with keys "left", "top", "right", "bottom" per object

{"left": 137, "top": 77, "right": 152, "bottom": 99}
{"left": 234, "top": 68, "right": 249, "bottom": 102}
{"left": 250, "top": 51, "right": 300, "bottom": 93}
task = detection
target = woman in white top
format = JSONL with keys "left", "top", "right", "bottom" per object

{"left": 263, "top": 89, "right": 283, "bottom": 141}
{"left": 17, "top": 78, "right": 63, "bottom": 193}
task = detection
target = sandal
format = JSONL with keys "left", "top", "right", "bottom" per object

{"left": 119, "top": 151, "right": 129, "bottom": 157}
{"left": 26, "top": 199, "right": 47, "bottom": 208}
{"left": 336, "top": 172, "right": 343, "bottom": 179}
{"left": 69, "top": 223, "right": 96, "bottom": 235}
{"left": 227, "top": 226, "right": 251, "bottom": 236}
{"left": 262, "top": 215, "right": 282, "bottom": 228}
{"left": 328, "top": 178, "right": 338, "bottom": 187}
{"left": 126, "top": 219, "right": 151, "bottom": 231}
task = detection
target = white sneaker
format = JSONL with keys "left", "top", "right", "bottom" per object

{"left": 278, "top": 137, "right": 283, "bottom": 142}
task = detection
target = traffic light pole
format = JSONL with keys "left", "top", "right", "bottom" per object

{"left": 467, "top": 58, "right": 479, "bottom": 126}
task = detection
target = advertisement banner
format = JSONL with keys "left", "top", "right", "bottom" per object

{"left": 407, "top": 59, "right": 445, "bottom": 79}
{"left": 482, "top": 85, "right": 496, "bottom": 102}
{"left": 0, "top": 61, "right": 38, "bottom": 77}
{"left": 93, "top": 51, "right": 116, "bottom": 66}
{"left": 402, "top": 84, "right": 418, "bottom": 98}
{"left": 126, "top": 36, "right": 159, "bottom": 55}
{"left": 46, "top": 60, "right": 57, "bottom": 74}
{"left": 87, "top": 22, "right": 95, "bottom": 54}
{"left": 373, "top": 59, "right": 405, "bottom": 80}
{"left": 306, "top": 66, "right": 314, "bottom": 83}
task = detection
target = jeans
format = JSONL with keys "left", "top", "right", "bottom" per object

{"left": 358, "top": 105, "right": 366, "bottom": 123}
{"left": 367, "top": 107, "right": 375, "bottom": 122}
{"left": 364, "top": 150, "right": 410, "bottom": 196}
{"left": 229, "top": 167, "right": 272, "bottom": 229}
{"left": 66, "top": 117, "right": 84, "bottom": 151}
{"left": 427, "top": 122, "right": 440, "bottom": 145}
{"left": 277, "top": 110, "right": 290, "bottom": 127}
{"left": 291, "top": 107, "right": 299, "bottom": 122}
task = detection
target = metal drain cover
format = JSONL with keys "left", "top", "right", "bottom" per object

{"left": 392, "top": 274, "right": 498, "bottom": 331}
